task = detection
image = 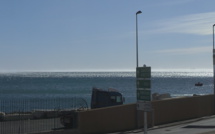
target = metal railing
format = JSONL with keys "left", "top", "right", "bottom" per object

{"left": 0, "top": 97, "right": 88, "bottom": 134}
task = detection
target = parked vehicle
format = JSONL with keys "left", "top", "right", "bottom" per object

{"left": 91, "top": 87, "right": 124, "bottom": 109}
{"left": 60, "top": 87, "right": 124, "bottom": 128}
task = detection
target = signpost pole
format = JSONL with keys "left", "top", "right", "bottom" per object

{"left": 144, "top": 112, "right": 147, "bottom": 134}
{"left": 136, "top": 66, "right": 151, "bottom": 134}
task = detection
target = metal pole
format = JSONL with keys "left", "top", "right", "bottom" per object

{"left": 213, "top": 24, "right": 214, "bottom": 49}
{"left": 136, "top": 11, "right": 142, "bottom": 68}
{"left": 136, "top": 14, "right": 139, "bottom": 68}
{"left": 136, "top": 10, "right": 146, "bottom": 133}
{"left": 213, "top": 24, "right": 215, "bottom": 114}
{"left": 144, "top": 112, "right": 147, "bottom": 134}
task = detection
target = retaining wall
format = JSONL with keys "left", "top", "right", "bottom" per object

{"left": 152, "top": 95, "right": 214, "bottom": 125}
{"left": 77, "top": 94, "right": 214, "bottom": 134}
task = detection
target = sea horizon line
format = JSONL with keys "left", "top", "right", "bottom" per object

{"left": 0, "top": 68, "right": 212, "bottom": 73}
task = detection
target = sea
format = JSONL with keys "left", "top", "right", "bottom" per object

{"left": 0, "top": 70, "right": 213, "bottom": 112}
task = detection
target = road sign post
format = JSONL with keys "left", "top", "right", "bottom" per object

{"left": 136, "top": 65, "right": 151, "bottom": 134}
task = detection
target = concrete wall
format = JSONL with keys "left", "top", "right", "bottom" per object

{"left": 152, "top": 95, "right": 214, "bottom": 126}
{"left": 77, "top": 94, "right": 215, "bottom": 134}
{"left": 78, "top": 103, "right": 136, "bottom": 134}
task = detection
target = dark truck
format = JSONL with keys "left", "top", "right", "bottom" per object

{"left": 91, "top": 87, "right": 124, "bottom": 109}
{"left": 60, "top": 87, "right": 124, "bottom": 128}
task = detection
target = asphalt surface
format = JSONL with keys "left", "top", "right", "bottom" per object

{"left": 2, "top": 115, "right": 215, "bottom": 134}
{"left": 110, "top": 115, "right": 215, "bottom": 134}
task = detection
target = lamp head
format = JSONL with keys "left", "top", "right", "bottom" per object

{"left": 136, "top": 10, "right": 142, "bottom": 15}
{"left": 213, "top": 24, "right": 215, "bottom": 27}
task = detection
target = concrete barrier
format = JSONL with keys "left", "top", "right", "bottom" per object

{"left": 77, "top": 94, "right": 214, "bottom": 134}
{"left": 78, "top": 103, "right": 136, "bottom": 134}
{"left": 152, "top": 94, "right": 214, "bottom": 126}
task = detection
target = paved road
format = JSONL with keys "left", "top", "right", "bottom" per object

{"left": 111, "top": 115, "right": 215, "bottom": 134}
{"left": 0, "top": 118, "right": 63, "bottom": 134}
{"left": 147, "top": 116, "right": 215, "bottom": 134}
{"left": 3, "top": 115, "right": 215, "bottom": 134}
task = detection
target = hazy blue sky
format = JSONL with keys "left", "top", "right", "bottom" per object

{"left": 0, "top": 0, "right": 215, "bottom": 72}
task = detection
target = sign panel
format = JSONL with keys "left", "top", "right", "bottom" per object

{"left": 136, "top": 67, "right": 151, "bottom": 78}
{"left": 136, "top": 79, "right": 151, "bottom": 89}
{"left": 137, "top": 90, "right": 151, "bottom": 101}
{"left": 137, "top": 101, "right": 152, "bottom": 111}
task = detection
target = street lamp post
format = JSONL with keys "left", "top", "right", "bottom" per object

{"left": 213, "top": 24, "right": 215, "bottom": 49}
{"left": 213, "top": 24, "right": 215, "bottom": 113}
{"left": 136, "top": 10, "right": 142, "bottom": 68}
{"left": 136, "top": 10, "right": 146, "bottom": 133}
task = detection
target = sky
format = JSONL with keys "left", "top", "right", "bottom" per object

{"left": 0, "top": 0, "right": 215, "bottom": 72}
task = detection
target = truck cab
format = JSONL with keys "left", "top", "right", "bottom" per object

{"left": 60, "top": 87, "right": 124, "bottom": 128}
{"left": 91, "top": 87, "right": 124, "bottom": 109}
